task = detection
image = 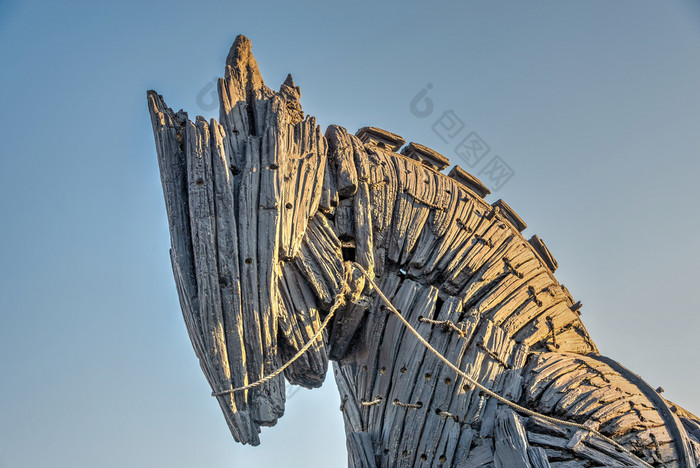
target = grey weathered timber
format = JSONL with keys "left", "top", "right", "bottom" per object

{"left": 148, "top": 34, "right": 700, "bottom": 467}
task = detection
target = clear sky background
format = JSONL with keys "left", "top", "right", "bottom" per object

{"left": 1, "top": 1, "right": 699, "bottom": 467}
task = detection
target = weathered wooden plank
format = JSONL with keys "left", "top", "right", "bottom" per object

{"left": 408, "top": 175, "right": 459, "bottom": 274}
{"left": 427, "top": 314, "right": 481, "bottom": 464}
{"left": 347, "top": 431, "right": 378, "bottom": 468}
{"left": 421, "top": 187, "right": 477, "bottom": 278}
{"left": 319, "top": 156, "right": 339, "bottom": 214}
{"left": 257, "top": 98, "right": 289, "bottom": 424}
{"left": 421, "top": 421, "right": 468, "bottom": 467}
{"left": 277, "top": 262, "right": 328, "bottom": 388}
{"left": 335, "top": 197, "right": 355, "bottom": 240}
{"left": 285, "top": 118, "right": 327, "bottom": 258}
{"left": 388, "top": 156, "right": 420, "bottom": 264}
{"left": 355, "top": 272, "right": 403, "bottom": 411}
{"left": 237, "top": 132, "right": 284, "bottom": 425}
{"left": 527, "top": 431, "right": 570, "bottom": 449}
{"left": 451, "top": 426, "right": 475, "bottom": 466}
{"left": 401, "top": 141, "right": 450, "bottom": 170}
{"left": 367, "top": 279, "right": 422, "bottom": 439}
{"left": 463, "top": 438, "right": 495, "bottom": 467}
{"left": 585, "top": 434, "right": 652, "bottom": 466}
{"left": 326, "top": 125, "right": 359, "bottom": 197}
{"left": 527, "top": 446, "right": 551, "bottom": 468}
{"left": 468, "top": 256, "right": 543, "bottom": 316}
{"left": 185, "top": 118, "right": 236, "bottom": 408}
{"left": 526, "top": 416, "right": 570, "bottom": 438}
{"left": 210, "top": 118, "right": 257, "bottom": 436}
{"left": 458, "top": 240, "right": 529, "bottom": 308}
{"left": 351, "top": 133, "right": 376, "bottom": 281}
{"left": 356, "top": 126, "right": 405, "bottom": 152}
{"left": 516, "top": 302, "right": 595, "bottom": 354}
{"left": 432, "top": 201, "right": 493, "bottom": 283}
{"left": 367, "top": 148, "right": 399, "bottom": 235}
{"left": 399, "top": 162, "right": 439, "bottom": 265}
{"left": 448, "top": 165, "right": 491, "bottom": 198}
{"left": 491, "top": 199, "right": 527, "bottom": 232}
{"left": 335, "top": 361, "right": 365, "bottom": 434}
{"left": 401, "top": 297, "right": 463, "bottom": 467}
{"left": 501, "top": 342, "right": 529, "bottom": 402}
{"left": 501, "top": 284, "right": 568, "bottom": 337}
{"left": 381, "top": 284, "right": 439, "bottom": 467}
{"left": 147, "top": 92, "right": 202, "bottom": 353}
{"left": 147, "top": 94, "right": 195, "bottom": 309}
{"left": 494, "top": 408, "right": 531, "bottom": 468}
{"left": 293, "top": 214, "right": 344, "bottom": 309}
{"left": 487, "top": 272, "right": 556, "bottom": 327}
{"left": 465, "top": 321, "right": 515, "bottom": 432}
{"left": 441, "top": 218, "right": 515, "bottom": 295}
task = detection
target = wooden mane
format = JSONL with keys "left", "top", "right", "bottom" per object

{"left": 147, "top": 35, "right": 700, "bottom": 467}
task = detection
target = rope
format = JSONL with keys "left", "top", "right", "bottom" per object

{"left": 419, "top": 317, "right": 468, "bottom": 338}
{"left": 436, "top": 409, "right": 459, "bottom": 422}
{"left": 393, "top": 399, "right": 422, "bottom": 409}
{"left": 211, "top": 263, "right": 352, "bottom": 397}
{"left": 361, "top": 396, "right": 383, "bottom": 406}
{"left": 352, "top": 263, "right": 654, "bottom": 468}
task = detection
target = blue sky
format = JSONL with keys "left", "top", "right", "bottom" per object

{"left": 1, "top": 1, "right": 699, "bottom": 467}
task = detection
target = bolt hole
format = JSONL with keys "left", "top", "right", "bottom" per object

{"left": 244, "top": 258, "right": 253, "bottom": 265}
{"left": 425, "top": 373, "right": 431, "bottom": 380}
{"left": 380, "top": 367, "right": 386, "bottom": 374}
{"left": 444, "top": 378, "right": 452, "bottom": 385}
{"left": 439, "top": 455, "right": 447, "bottom": 462}
{"left": 269, "top": 163, "right": 278, "bottom": 170}
{"left": 362, "top": 366, "right": 367, "bottom": 372}
{"left": 400, "top": 366, "right": 407, "bottom": 374}
{"left": 285, "top": 203, "right": 293, "bottom": 209}
{"left": 195, "top": 178, "right": 204, "bottom": 186}
{"left": 420, "top": 454, "right": 427, "bottom": 461}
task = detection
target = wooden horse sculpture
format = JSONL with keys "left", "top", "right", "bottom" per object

{"left": 147, "top": 35, "right": 700, "bottom": 467}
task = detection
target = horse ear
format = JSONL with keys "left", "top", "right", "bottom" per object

{"left": 225, "top": 34, "right": 266, "bottom": 96}
{"left": 279, "top": 73, "right": 304, "bottom": 124}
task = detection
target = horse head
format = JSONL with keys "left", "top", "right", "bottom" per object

{"left": 148, "top": 35, "right": 700, "bottom": 468}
